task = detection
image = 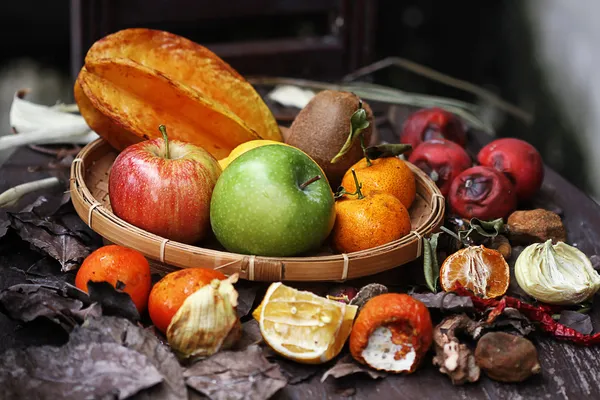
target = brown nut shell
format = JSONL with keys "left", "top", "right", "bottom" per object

{"left": 475, "top": 332, "right": 541, "bottom": 382}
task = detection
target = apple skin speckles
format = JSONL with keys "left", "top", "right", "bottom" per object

{"left": 210, "top": 145, "right": 336, "bottom": 257}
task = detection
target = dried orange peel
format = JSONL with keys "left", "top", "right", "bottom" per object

{"left": 252, "top": 282, "right": 357, "bottom": 364}
{"left": 440, "top": 245, "right": 510, "bottom": 299}
{"left": 349, "top": 293, "right": 433, "bottom": 373}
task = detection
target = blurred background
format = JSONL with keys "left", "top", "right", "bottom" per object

{"left": 0, "top": 1, "right": 596, "bottom": 202}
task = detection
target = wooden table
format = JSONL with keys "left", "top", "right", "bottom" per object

{"left": 2, "top": 125, "right": 600, "bottom": 400}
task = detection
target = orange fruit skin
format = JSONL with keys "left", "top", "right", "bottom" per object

{"left": 341, "top": 157, "right": 416, "bottom": 209}
{"left": 331, "top": 192, "right": 411, "bottom": 253}
{"left": 148, "top": 267, "right": 227, "bottom": 333}
{"left": 75, "top": 245, "right": 152, "bottom": 314}
{"left": 349, "top": 293, "right": 433, "bottom": 373}
{"left": 440, "top": 245, "right": 510, "bottom": 299}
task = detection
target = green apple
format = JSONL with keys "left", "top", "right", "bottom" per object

{"left": 210, "top": 144, "right": 336, "bottom": 257}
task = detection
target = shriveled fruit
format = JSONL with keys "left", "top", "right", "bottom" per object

{"left": 408, "top": 139, "right": 472, "bottom": 196}
{"left": 440, "top": 245, "right": 510, "bottom": 299}
{"left": 478, "top": 138, "right": 544, "bottom": 202}
{"left": 340, "top": 155, "right": 416, "bottom": 209}
{"left": 76, "top": 28, "right": 281, "bottom": 157}
{"left": 75, "top": 245, "right": 151, "bottom": 313}
{"left": 349, "top": 293, "right": 433, "bottom": 373}
{"left": 332, "top": 170, "right": 412, "bottom": 253}
{"left": 400, "top": 107, "right": 467, "bottom": 155}
{"left": 252, "top": 282, "right": 358, "bottom": 364}
{"left": 475, "top": 332, "right": 541, "bottom": 382}
{"left": 148, "top": 267, "right": 227, "bottom": 334}
{"left": 448, "top": 166, "right": 517, "bottom": 220}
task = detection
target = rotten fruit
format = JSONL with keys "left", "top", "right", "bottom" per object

{"left": 408, "top": 138, "right": 472, "bottom": 196}
{"left": 252, "top": 282, "right": 358, "bottom": 364}
{"left": 399, "top": 107, "right": 467, "bottom": 154}
{"left": 148, "top": 267, "right": 228, "bottom": 334}
{"left": 515, "top": 240, "right": 600, "bottom": 305}
{"left": 477, "top": 138, "right": 544, "bottom": 202}
{"left": 108, "top": 125, "right": 221, "bottom": 245}
{"left": 167, "top": 274, "right": 241, "bottom": 361}
{"left": 448, "top": 166, "right": 517, "bottom": 220}
{"left": 349, "top": 293, "right": 433, "bottom": 373}
{"left": 75, "top": 244, "right": 152, "bottom": 314}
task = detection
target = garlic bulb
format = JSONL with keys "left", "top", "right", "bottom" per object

{"left": 167, "top": 273, "right": 241, "bottom": 361}
{"left": 515, "top": 240, "right": 600, "bottom": 305}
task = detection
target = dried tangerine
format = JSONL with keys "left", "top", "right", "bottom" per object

{"left": 440, "top": 245, "right": 510, "bottom": 299}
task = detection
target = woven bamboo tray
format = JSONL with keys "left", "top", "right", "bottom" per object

{"left": 70, "top": 138, "right": 445, "bottom": 282}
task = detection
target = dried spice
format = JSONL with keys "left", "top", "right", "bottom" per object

{"left": 454, "top": 286, "right": 600, "bottom": 346}
{"left": 507, "top": 209, "right": 566, "bottom": 245}
{"left": 432, "top": 314, "right": 485, "bottom": 385}
{"left": 474, "top": 332, "right": 541, "bottom": 383}
{"left": 184, "top": 344, "right": 287, "bottom": 400}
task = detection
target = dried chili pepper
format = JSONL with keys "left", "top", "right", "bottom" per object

{"left": 454, "top": 286, "right": 600, "bottom": 346}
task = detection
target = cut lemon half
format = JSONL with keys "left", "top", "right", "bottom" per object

{"left": 252, "top": 282, "right": 358, "bottom": 364}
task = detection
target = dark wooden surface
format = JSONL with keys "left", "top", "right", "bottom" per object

{"left": 2, "top": 129, "right": 600, "bottom": 399}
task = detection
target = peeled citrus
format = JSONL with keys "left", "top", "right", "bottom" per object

{"left": 440, "top": 245, "right": 510, "bottom": 299}
{"left": 253, "top": 282, "right": 357, "bottom": 364}
{"left": 218, "top": 140, "right": 284, "bottom": 170}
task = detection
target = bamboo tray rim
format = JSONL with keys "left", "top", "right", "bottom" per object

{"left": 70, "top": 138, "right": 445, "bottom": 281}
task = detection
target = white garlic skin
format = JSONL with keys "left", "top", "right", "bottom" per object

{"left": 166, "top": 274, "right": 241, "bottom": 360}
{"left": 515, "top": 240, "right": 600, "bottom": 305}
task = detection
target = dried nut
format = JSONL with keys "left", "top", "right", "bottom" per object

{"left": 507, "top": 209, "right": 566, "bottom": 245}
{"left": 515, "top": 240, "right": 600, "bottom": 305}
{"left": 489, "top": 235, "right": 511, "bottom": 260}
{"left": 167, "top": 274, "right": 241, "bottom": 361}
{"left": 475, "top": 332, "right": 541, "bottom": 383}
{"left": 349, "top": 293, "right": 433, "bottom": 373}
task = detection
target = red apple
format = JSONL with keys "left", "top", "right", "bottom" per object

{"left": 448, "top": 166, "right": 517, "bottom": 220}
{"left": 408, "top": 139, "right": 472, "bottom": 196}
{"left": 400, "top": 107, "right": 467, "bottom": 154}
{"left": 477, "top": 138, "right": 544, "bottom": 202}
{"left": 108, "top": 125, "right": 221, "bottom": 244}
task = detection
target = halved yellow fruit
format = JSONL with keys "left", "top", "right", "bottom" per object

{"left": 252, "top": 282, "right": 358, "bottom": 364}
{"left": 218, "top": 140, "right": 285, "bottom": 170}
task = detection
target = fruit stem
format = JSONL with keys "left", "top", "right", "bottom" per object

{"left": 158, "top": 125, "right": 170, "bottom": 160}
{"left": 360, "top": 134, "right": 372, "bottom": 166}
{"left": 351, "top": 169, "right": 365, "bottom": 200}
{"left": 299, "top": 175, "right": 321, "bottom": 190}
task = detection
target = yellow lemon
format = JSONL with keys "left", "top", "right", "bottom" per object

{"left": 218, "top": 140, "right": 285, "bottom": 170}
{"left": 252, "top": 282, "right": 357, "bottom": 364}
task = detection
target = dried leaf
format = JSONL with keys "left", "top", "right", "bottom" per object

{"left": 0, "top": 283, "right": 97, "bottom": 332}
{"left": 0, "top": 341, "right": 163, "bottom": 400}
{"left": 0, "top": 210, "right": 9, "bottom": 238}
{"left": 236, "top": 284, "right": 258, "bottom": 319}
{"left": 558, "top": 310, "right": 593, "bottom": 335}
{"left": 591, "top": 255, "right": 600, "bottom": 271}
{"left": 232, "top": 319, "right": 263, "bottom": 350}
{"left": 469, "top": 218, "right": 505, "bottom": 238}
{"left": 363, "top": 143, "right": 412, "bottom": 160}
{"left": 321, "top": 353, "right": 386, "bottom": 382}
{"left": 184, "top": 344, "right": 287, "bottom": 400}
{"left": 87, "top": 281, "right": 140, "bottom": 322}
{"left": 410, "top": 292, "right": 474, "bottom": 313}
{"left": 423, "top": 232, "right": 441, "bottom": 293}
{"left": 350, "top": 283, "right": 388, "bottom": 311}
{"left": 268, "top": 356, "right": 319, "bottom": 384}
{"left": 487, "top": 307, "right": 535, "bottom": 337}
{"left": 70, "top": 316, "right": 187, "bottom": 400}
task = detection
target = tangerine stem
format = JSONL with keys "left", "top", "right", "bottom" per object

{"left": 351, "top": 169, "right": 365, "bottom": 200}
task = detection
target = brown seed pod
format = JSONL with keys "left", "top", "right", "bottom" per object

{"left": 474, "top": 332, "right": 541, "bottom": 383}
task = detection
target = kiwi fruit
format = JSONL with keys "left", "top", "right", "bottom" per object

{"left": 285, "top": 90, "right": 374, "bottom": 188}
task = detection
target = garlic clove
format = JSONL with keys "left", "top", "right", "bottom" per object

{"left": 515, "top": 240, "right": 600, "bottom": 305}
{"left": 166, "top": 273, "right": 241, "bottom": 361}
